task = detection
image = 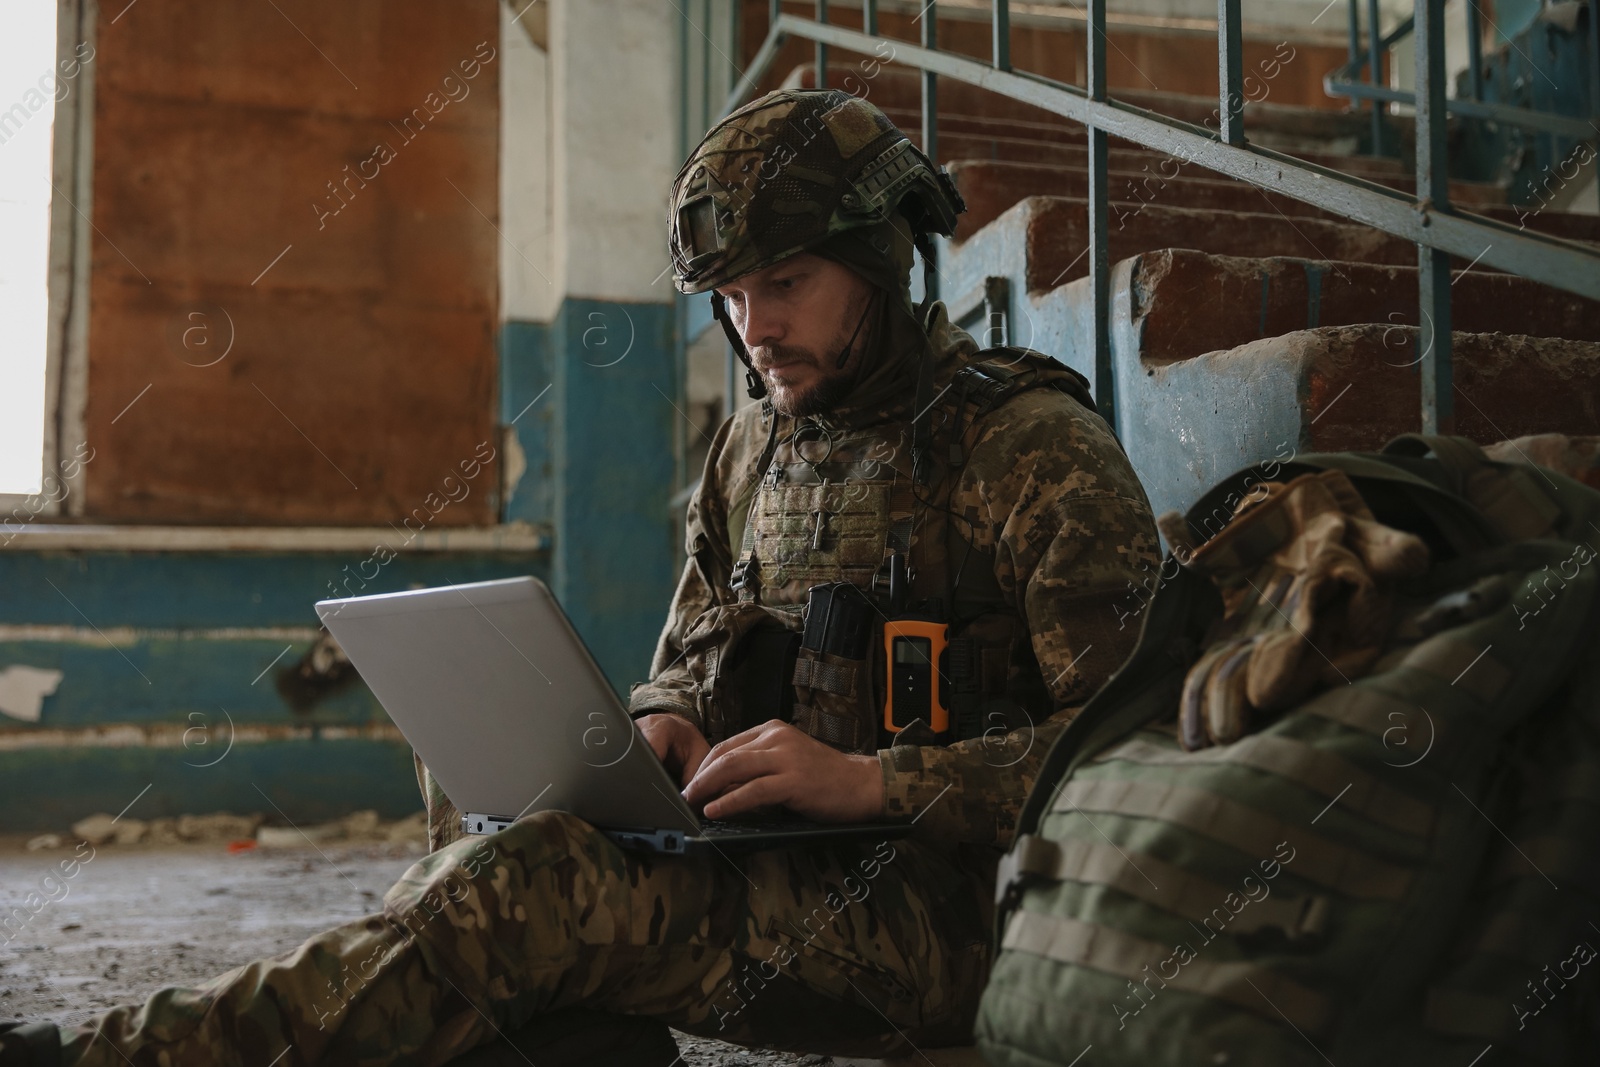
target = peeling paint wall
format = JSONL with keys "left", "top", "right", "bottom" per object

{"left": 0, "top": 666, "right": 63, "bottom": 724}
{"left": 0, "top": 548, "right": 547, "bottom": 832}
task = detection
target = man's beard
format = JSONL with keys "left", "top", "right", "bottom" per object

{"left": 755, "top": 288, "right": 877, "bottom": 418}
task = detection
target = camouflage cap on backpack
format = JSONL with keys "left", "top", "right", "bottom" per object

{"left": 668, "top": 88, "right": 965, "bottom": 294}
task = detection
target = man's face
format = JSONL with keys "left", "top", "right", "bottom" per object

{"left": 716, "top": 252, "right": 877, "bottom": 418}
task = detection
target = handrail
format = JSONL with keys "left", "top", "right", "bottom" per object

{"left": 1326, "top": 75, "right": 1600, "bottom": 140}
{"left": 719, "top": 5, "right": 1600, "bottom": 435}
{"left": 1374, "top": 13, "right": 1415, "bottom": 58}
{"left": 1324, "top": 8, "right": 1599, "bottom": 141}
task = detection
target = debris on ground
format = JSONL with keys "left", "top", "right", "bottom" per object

{"left": 38, "top": 809, "right": 431, "bottom": 852}
{"left": 254, "top": 809, "right": 427, "bottom": 849}
{"left": 0, "top": 838, "right": 836, "bottom": 1066}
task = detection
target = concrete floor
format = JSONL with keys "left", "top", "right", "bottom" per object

{"left": 0, "top": 836, "right": 832, "bottom": 1066}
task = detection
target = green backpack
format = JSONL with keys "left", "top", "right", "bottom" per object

{"left": 975, "top": 435, "right": 1600, "bottom": 1067}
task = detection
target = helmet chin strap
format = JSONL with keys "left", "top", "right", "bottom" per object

{"left": 834, "top": 288, "right": 878, "bottom": 370}
{"left": 711, "top": 290, "right": 766, "bottom": 400}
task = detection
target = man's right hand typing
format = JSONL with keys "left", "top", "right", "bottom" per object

{"left": 635, "top": 713, "right": 711, "bottom": 788}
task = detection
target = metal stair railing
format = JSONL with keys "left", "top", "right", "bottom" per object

{"left": 1325, "top": 0, "right": 1600, "bottom": 145}
{"left": 715, "top": 1, "right": 1600, "bottom": 436}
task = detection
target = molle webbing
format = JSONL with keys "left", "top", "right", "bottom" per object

{"left": 731, "top": 460, "right": 917, "bottom": 606}
{"left": 1002, "top": 833, "right": 1331, "bottom": 943}
{"left": 1051, "top": 778, "right": 1413, "bottom": 900}
{"left": 1000, "top": 910, "right": 1335, "bottom": 1035}
{"left": 1397, "top": 634, "right": 1512, "bottom": 700}
{"left": 791, "top": 657, "right": 857, "bottom": 695}
{"left": 1095, "top": 734, "right": 1435, "bottom": 838}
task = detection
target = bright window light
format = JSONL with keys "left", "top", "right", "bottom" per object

{"left": 0, "top": 5, "right": 62, "bottom": 496}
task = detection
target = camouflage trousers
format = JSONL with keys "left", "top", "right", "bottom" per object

{"left": 59, "top": 810, "right": 993, "bottom": 1066}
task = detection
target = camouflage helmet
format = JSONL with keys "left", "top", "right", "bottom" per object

{"left": 668, "top": 88, "right": 965, "bottom": 295}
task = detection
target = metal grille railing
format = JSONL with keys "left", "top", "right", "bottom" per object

{"left": 709, "top": 0, "right": 1600, "bottom": 436}
{"left": 1326, "top": 1, "right": 1600, "bottom": 147}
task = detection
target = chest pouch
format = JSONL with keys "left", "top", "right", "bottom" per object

{"left": 791, "top": 581, "right": 883, "bottom": 754}
{"left": 681, "top": 601, "right": 804, "bottom": 744}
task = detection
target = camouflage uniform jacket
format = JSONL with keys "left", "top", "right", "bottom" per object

{"left": 628, "top": 303, "right": 1160, "bottom": 853}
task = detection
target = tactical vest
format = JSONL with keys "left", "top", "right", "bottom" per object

{"left": 718, "top": 346, "right": 1098, "bottom": 756}
{"left": 977, "top": 435, "right": 1600, "bottom": 1066}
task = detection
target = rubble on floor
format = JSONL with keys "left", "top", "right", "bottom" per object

{"left": 23, "top": 809, "right": 430, "bottom": 853}
{"left": 0, "top": 839, "right": 839, "bottom": 1066}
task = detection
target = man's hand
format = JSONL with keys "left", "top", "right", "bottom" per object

{"left": 681, "top": 720, "right": 886, "bottom": 823}
{"left": 636, "top": 714, "right": 712, "bottom": 787}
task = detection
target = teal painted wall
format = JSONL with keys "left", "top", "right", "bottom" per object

{"left": 0, "top": 552, "right": 547, "bottom": 728}
{"left": 0, "top": 739, "right": 424, "bottom": 835}
{"left": 0, "top": 551, "right": 547, "bottom": 832}
{"left": 500, "top": 298, "right": 679, "bottom": 695}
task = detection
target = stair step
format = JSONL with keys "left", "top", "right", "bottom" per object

{"left": 948, "top": 158, "right": 1583, "bottom": 241}
{"left": 787, "top": 65, "right": 1510, "bottom": 204}
{"left": 951, "top": 157, "right": 1343, "bottom": 236}
{"left": 871, "top": 108, "right": 1506, "bottom": 206}
{"left": 878, "top": 106, "right": 1407, "bottom": 175}
{"left": 1139, "top": 325, "right": 1600, "bottom": 516}
{"left": 1116, "top": 85, "right": 1377, "bottom": 148}
{"left": 1163, "top": 325, "right": 1600, "bottom": 457}
{"left": 792, "top": 62, "right": 1368, "bottom": 145}
{"left": 1011, "top": 195, "right": 1461, "bottom": 290}
{"left": 936, "top": 232, "right": 1600, "bottom": 519}
{"left": 1127, "top": 249, "right": 1600, "bottom": 360}
{"left": 789, "top": 63, "right": 1505, "bottom": 201}
{"left": 940, "top": 244, "right": 1600, "bottom": 407}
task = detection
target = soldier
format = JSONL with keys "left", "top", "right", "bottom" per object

{"left": 0, "top": 89, "right": 1159, "bottom": 1067}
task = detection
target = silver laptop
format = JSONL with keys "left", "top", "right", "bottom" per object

{"left": 315, "top": 576, "right": 907, "bottom": 855}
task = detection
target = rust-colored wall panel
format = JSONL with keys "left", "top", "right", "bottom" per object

{"left": 91, "top": 286, "right": 496, "bottom": 520}
{"left": 84, "top": 0, "right": 500, "bottom": 525}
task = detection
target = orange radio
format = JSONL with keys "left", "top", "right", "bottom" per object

{"left": 882, "top": 618, "right": 950, "bottom": 736}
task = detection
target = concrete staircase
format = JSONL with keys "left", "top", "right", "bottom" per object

{"left": 792, "top": 65, "right": 1514, "bottom": 206}
{"left": 789, "top": 63, "right": 1600, "bottom": 519}
{"left": 945, "top": 159, "right": 1597, "bottom": 243}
